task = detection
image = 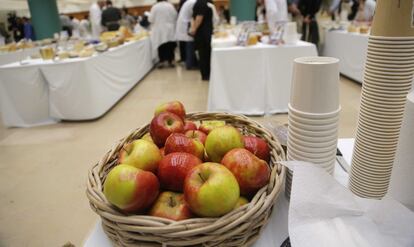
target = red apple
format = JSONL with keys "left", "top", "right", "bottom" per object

{"left": 198, "top": 120, "right": 226, "bottom": 134}
{"left": 150, "top": 112, "right": 184, "bottom": 147}
{"left": 103, "top": 164, "right": 159, "bottom": 213}
{"left": 164, "top": 133, "right": 204, "bottom": 160}
{"left": 184, "top": 162, "right": 240, "bottom": 217}
{"left": 184, "top": 120, "right": 197, "bottom": 132}
{"left": 185, "top": 130, "right": 207, "bottom": 145}
{"left": 149, "top": 191, "right": 193, "bottom": 221}
{"left": 221, "top": 148, "right": 270, "bottom": 196}
{"left": 158, "top": 152, "right": 202, "bottom": 192}
{"left": 244, "top": 136, "right": 271, "bottom": 162}
{"left": 154, "top": 101, "right": 186, "bottom": 121}
{"left": 204, "top": 126, "right": 244, "bottom": 163}
{"left": 160, "top": 147, "right": 165, "bottom": 158}
{"left": 118, "top": 139, "right": 162, "bottom": 173}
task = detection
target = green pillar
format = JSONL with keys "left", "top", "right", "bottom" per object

{"left": 230, "top": 0, "right": 256, "bottom": 22}
{"left": 28, "top": 0, "right": 61, "bottom": 40}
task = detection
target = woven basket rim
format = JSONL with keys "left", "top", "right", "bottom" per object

{"left": 86, "top": 112, "right": 286, "bottom": 246}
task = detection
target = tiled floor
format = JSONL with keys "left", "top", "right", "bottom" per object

{"left": 0, "top": 65, "right": 362, "bottom": 246}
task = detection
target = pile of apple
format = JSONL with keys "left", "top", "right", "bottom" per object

{"left": 104, "top": 101, "right": 272, "bottom": 220}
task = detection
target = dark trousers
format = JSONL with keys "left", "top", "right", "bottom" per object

{"left": 195, "top": 39, "right": 211, "bottom": 80}
{"left": 185, "top": 41, "right": 198, "bottom": 69}
{"left": 301, "top": 20, "right": 319, "bottom": 45}
{"left": 158, "top": 42, "right": 176, "bottom": 63}
{"left": 179, "top": 41, "right": 186, "bottom": 62}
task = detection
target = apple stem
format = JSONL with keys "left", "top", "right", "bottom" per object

{"left": 169, "top": 196, "right": 176, "bottom": 207}
{"left": 198, "top": 173, "right": 206, "bottom": 183}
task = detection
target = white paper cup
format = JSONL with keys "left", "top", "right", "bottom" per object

{"left": 288, "top": 116, "right": 339, "bottom": 131}
{"left": 288, "top": 143, "right": 337, "bottom": 160}
{"left": 360, "top": 104, "right": 405, "bottom": 117}
{"left": 361, "top": 92, "right": 409, "bottom": 104}
{"left": 368, "top": 46, "right": 414, "bottom": 53}
{"left": 367, "top": 49, "right": 414, "bottom": 57}
{"left": 365, "top": 60, "right": 414, "bottom": 69}
{"left": 367, "top": 53, "right": 414, "bottom": 61}
{"left": 287, "top": 138, "right": 337, "bottom": 153}
{"left": 367, "top": 42, "right": 414, "bottom": 49}
{"left": 288, "top": 150, "right": 336, "bottom": 164}
{"left": 289, "top": 110, "right": 340, "bottom": 125}
{"left": 290, "top": 57, "right": 340, "bottom": 114}
{"left": 363, "top": 82, "right": 413, "bottom": 94}
{"left": 287, "top": 130, "right": 338, "bottom": 148}
{"left": 354, "top": 140, "right": 398, "bottom": 157}
{"left": 365, "top": 67, "right": 414, "bottom": 76}
{"left": 288, "top": 123, "right": 338, "bottom": 137}
{"left": 288, "top": 129, "right": 338, "bottom": 143}
{"left": 288, "top": 104, "right": 341, "bottom": 119}
{"left": 369, "top": 35, "right": 414, "bottom": 41}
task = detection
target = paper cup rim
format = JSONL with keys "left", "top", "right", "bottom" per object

{"left": 288, "top": 116, "right": 338, "bottom": 131}
{"left": 294, "top": 56, "right": 339, "bottom": 65}
{"left": 287, "top": 138, "right": 337, "bottom": 154}
{"left": 288, "top": 104, "right": 341, "bottom": 119}
{"left": 288, "top": 110, "right": 340, "bottom": 125}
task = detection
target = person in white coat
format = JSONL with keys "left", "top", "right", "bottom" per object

{"left": 149, "top": 0, "right": 178, "bottom": 68}
{"left": 176, "top": 0, "right": 218, "bottom": 69}
{"left": 265, "top": 0, "right": 288, "bottom": 30}
{"left": 89, "top": 0, "right": 105, "bottom": 39}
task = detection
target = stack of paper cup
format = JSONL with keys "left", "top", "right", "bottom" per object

{"left": 349, "top": 0, "right": 414, "bottom": 199}
{"left": 283, "top": 22, "right": 299, "bottom": 45}
{"left": 286, "top": 57, "right": 341, "bottom": 198}
{"left": 388, "top": 91, "right": 414, "bottom": 211}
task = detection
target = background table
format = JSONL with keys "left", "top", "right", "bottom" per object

{"left": 322, "top": 30, "right": 368, "bottom": 83}
{"left": 0, "top": 38, "right": 153, "bottom": 127}
{"left": 207, "top": 41, "right": 318, "bottom": 115}
{"left": 0, "top": 47, "right": 40, "bottom": 66}
{"left": 84, "top": 139, "right": 353, "bottom": 247}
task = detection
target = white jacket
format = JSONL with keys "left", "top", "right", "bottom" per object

{"left": 265, "top": 0, "right": 288, "bottom": 29}
{"left": 175, "top": 0, "right": 219, "bottom": 42}
{"left": 149, "top": 1, "right": 177, "bottom": 50}
{"left": 89, "top": 3, "right": 102, "bottom": 39}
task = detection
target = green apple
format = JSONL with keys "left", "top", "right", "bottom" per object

{"left": 103, "top": 164, "right": 159, "bottom": 213}
{"left": 234, "top": 197, "right": 249, "bottom": 209}
{"left": 118, "top": 139, "right": 162, "bottom": 173}
{"left": 141, "top": 133, "right": 154, "bottom": 143}
{"left": 184, "top": 162, "right": 240, "bottom": 217}
{"left": 204, "top": 126, "right": 244, "bottom": 163}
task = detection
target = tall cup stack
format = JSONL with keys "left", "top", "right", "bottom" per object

{"left": 349, "top": 0, "right": 414, "bottom": 199}
{"left": 286, "top": 57, "right": 341, "bottom": 198}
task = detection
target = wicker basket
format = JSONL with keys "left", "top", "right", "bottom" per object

{"left": 86, "top": 112, "right": 286, "bottom": 247}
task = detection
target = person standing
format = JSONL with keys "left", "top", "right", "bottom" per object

{"left": 101, "top": 1, "right": 122, "bottom": 31}
{"left": 177, "top": 0, "right": 188, "bottom": 63}
{"left": 89, "top": 0, "right": 105, "bottom": 39}
{"left": 70, "top": 16, "right": 81, "bottom": 38}
{"left": 176, "top": 0, "right": 197, "bottom": 69}
{"left": 265, "top": 0, "right": 288, "bottom": 30}
{"left": 60, "top": 14, "right": 73, "bottom": 36}
{"left": 149, "top": 0, "right": 178, "bottom": 68}
{"left": 298, "top": 0, "right": 322, "bottom": 45}
{"left": 22, "top": 17, "right": 35, "bottom": 40}
{"left": 190, "top": 0, "right": 213, "bottom": 81}
{"left": 355, "top": 0, "right": 376, "bottom": 22}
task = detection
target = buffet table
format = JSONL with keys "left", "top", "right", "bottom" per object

{"left": 207, "top": 41, "right": 318, "bottom": 115}
{"left": 83, "top": 138, "right": 353, "bottom": 247}
{"left": 0, "top": 47, "right": 40, "bottom": 66}
{"left": 0, "top": 38, "right": 153, "bottom": 127}
{"left": 322, "top": 30, "right": 368, "bottom": 83}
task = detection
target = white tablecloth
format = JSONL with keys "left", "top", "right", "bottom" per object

{"left": 83, "top": 138, "right": 353, "bottom": 247}
{"left": 323, "top": 30, "right": 368, "bottom": 83}
{"left": 0, "top": 38, "right": 153, "bottom": 127}
{"left": 208, "top": 41, "right": 318, "bottom": 115}
{"left": 0, "top": 47, "right": 40, "bottom": 66}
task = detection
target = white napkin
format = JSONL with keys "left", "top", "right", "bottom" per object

{"left": 284, "top": 161, "right": 414, "bottom": 247}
